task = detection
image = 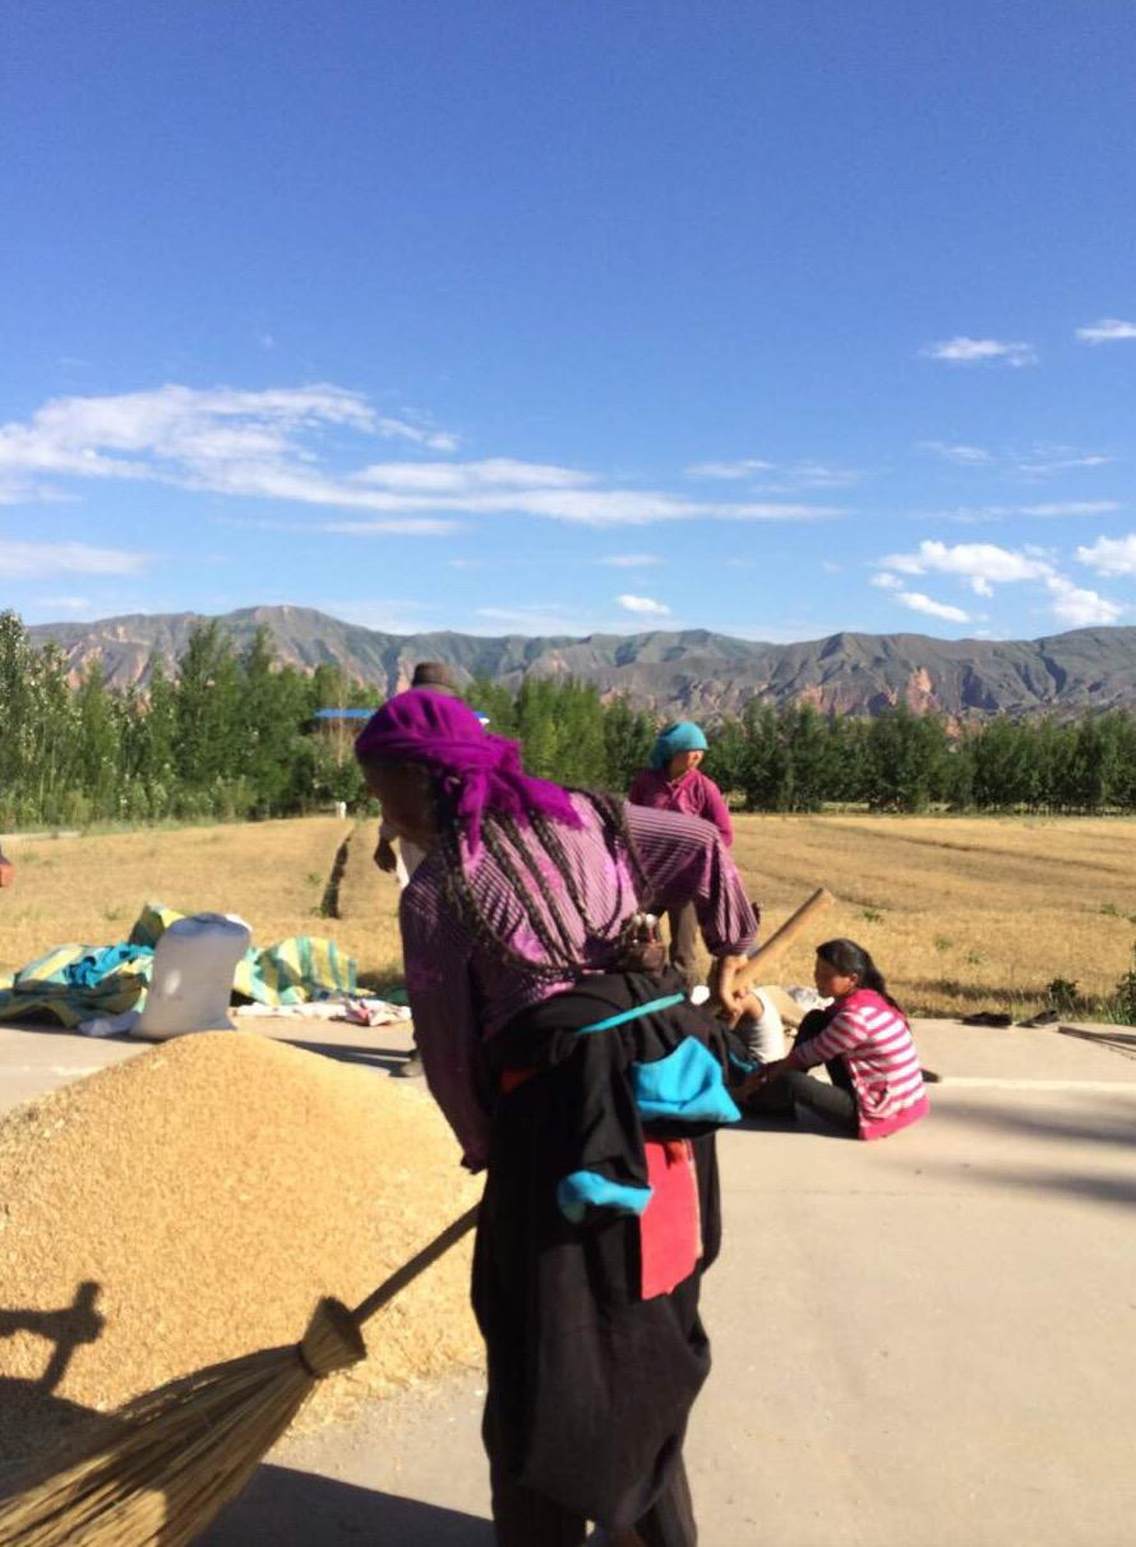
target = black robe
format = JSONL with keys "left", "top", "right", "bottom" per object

{"left": 473, "top": 969, "right": 739, "bottom": 1530}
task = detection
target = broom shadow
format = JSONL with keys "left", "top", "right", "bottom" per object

{"left": 0, "top": 1281, "right": 211, "bottom": 1544}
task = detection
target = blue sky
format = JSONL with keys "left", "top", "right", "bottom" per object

{"left": 3, "top": 0, "right": 1135, "bottom": 643}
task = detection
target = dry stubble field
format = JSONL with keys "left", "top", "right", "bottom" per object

{"left": 3, "top": 813, "right": 1136, "bottom": 1017}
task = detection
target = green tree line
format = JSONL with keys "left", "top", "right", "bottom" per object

{"left": 3, "top": 610, "right": 1136, "bottom": 828}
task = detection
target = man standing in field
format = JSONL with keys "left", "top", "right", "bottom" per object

{"left": 629, "top": 720, "right": 734, "bottom": 993}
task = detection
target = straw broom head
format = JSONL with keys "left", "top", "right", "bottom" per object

{"left": 0, "top": 1296, "right": 366, "bottom": 1547}
{"left": 0, "top": 1205, "right": 479, "bottom": 1546}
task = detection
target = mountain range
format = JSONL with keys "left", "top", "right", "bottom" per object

{"left": 25, "top": 605, "right": 1136, "bottom": 720}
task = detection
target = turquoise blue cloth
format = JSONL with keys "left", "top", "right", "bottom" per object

{"left": 649, "top": 720, "right": 709, "bottom": 771}
{"left": 67, "top": 943, "right": 153, "bottom": 991}
{"left": 632, "top": 1036, "right": 742, "bottom": 1125}
{"left": 556, "top": 1170, "right": 653, "bottom": 1224}
{"left": 575, "top": 993, "right": 686, "bottom": 1036}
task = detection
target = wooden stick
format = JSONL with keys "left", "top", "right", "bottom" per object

{"left": 731, "top": 886, "right": 835, "bottom": 996}
{"left": 351, "top": 1204, "right": 480, "bottom": 1327}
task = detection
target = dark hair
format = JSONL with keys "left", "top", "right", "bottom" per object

{"left": 436, "top": 788, "right": 650, "bottom": 978}
{"left": 817, "top": 938, "right": 903, "bottom": 1011}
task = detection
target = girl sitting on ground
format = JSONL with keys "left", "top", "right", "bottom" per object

{"left": 742, "top": 938, "right": 928, "bottom": 1140}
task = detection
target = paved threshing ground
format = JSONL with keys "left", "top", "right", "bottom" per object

{"left": 2, "top": 1016, "right": 1134, "bottom": 1546}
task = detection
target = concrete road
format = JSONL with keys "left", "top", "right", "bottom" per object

{"left": 3, "top": 1015, "right": 1134, "bottom": 1544}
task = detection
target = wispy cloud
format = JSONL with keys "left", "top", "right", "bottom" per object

{"left": 0, "top": 385, "right": 841, "bottom": 530}
{"left": 920, "top": 441, "right": 995, "bottom": 465}
{"left": 1075, "top": 318, "right": 1136, "bottom": 345}
{"left": 686, "top": 459, "right": 775, "bottom": 479}
{"left": 870, "top": 572, "right": 903, "bottom": 590}
{"left": 896, "top": 591, "right": 971, "bottom": 623}
{"left": 38, "top": 595, "right": 95, "bottom": 613}
{"left": 1076, "top": 533, "right": 1136, "bottom": 577}
{"left": 921, "top": 440, "right": 1115, "bottom": 478}
{"left": 1014, "top": 446, "right": 1114, "bottom": 478}
{"left": 375, "top": 417, "right": 461, "bottom": 452}
{"left": 0, "top": 539, "right": 148, "bottom": 579}
{"left": 1018, "top": 501, "right": 1121, "bottom": 517}
{"left": 315, "top": 598, "right": 442, "bottom": 633}
{"left": 907, "top": 497, "right": 1124, "bottom": 527}
{"left": 352, "top": 458, "right": 592, "bottom": 493}
{"left": 599, "top": 553, "right": 663, "bottom": 568}
{"left": 687, "top": 457, "right": 861, "bottom": 491}
{"left": 921, "top": 337, "right": 1037, "bottom": 368}
{"left": 617, "top": 594, "right": 670, "bottom": 616}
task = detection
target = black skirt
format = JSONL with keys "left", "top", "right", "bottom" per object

{"left": 473, "top": 971, "right": 729, "bottom": 1530}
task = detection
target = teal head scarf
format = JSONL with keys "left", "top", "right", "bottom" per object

{"left": 649, "top": 720, "right": 709, "bottom": 772}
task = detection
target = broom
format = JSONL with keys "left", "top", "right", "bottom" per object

{"left": 0, "top": 1204, "right": 480, "bottom": 1547}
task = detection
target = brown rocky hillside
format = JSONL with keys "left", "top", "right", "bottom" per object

{"left": 26, "top": 605, "right": 1136, "bottom": 719}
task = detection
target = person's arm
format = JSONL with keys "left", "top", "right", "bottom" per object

{"left": 400, "top": 889, "right": 491, "bottom": 1171}
{"left": 699, "top": 775, "right": 734, "bottom": 847}
{"left": 375, "top": 820, "right": 398, "bottom": 873}
{"left": 624, "top": 802, "right": 756, "bottom": 955}
{"left": 787, "top": 1004, "right": 872, "bottom": 1069}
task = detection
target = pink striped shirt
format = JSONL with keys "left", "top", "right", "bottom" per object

{"left": 788, "top": 986, "right": 928, "bottom": 1140}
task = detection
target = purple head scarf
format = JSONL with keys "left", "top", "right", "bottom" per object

{"left": 354, "top": 689, "right": 583, "bottom": 856}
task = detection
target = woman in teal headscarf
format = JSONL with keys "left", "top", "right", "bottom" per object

{"left": 630, "top": 722, "right": 734, "bottom": 992}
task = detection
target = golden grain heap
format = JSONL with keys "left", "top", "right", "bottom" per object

{"left": 0, "top": 1033, "right": 483, "bottom": 1466}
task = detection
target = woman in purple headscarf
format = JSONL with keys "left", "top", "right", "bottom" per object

{"left": 355, "top": 691, "right": 758, "bottom": 1547}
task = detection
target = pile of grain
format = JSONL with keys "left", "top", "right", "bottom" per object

{"left": 0, "top": 1034, "right": 483, "bottom": 1463}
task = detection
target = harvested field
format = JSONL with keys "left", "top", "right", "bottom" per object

{"left": 3, "top": 812, "right": 1135, "bottom": 1018}
{"left": 0, "top": 1033, "right": 481, "bottom": 1467}
{"left": 0, "top": 818, "right": 404, "bottom": 991}
{"left": 728, "top": 813, "right": 1136, "bottom": 1018}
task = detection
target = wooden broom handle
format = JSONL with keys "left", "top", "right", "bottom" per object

{"left": 729, "top": 886, "right": 835, "bottom": 997}
{"left": 350, "top": 1204, "right": 480, "bottom": 1328}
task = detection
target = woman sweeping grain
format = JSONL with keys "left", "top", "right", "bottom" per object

{"left": 355, "top": 691, "right": 758, "bottom": 1547}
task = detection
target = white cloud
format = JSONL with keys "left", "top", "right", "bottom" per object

{"left": 1015, "top": 447, "right": 1114, "bottom": 477}
{"left": 920, "top": 441, "right": 994, "bottom": 465}
{"left": 317, "top": 519, "right": 463, "bottom": 536}
{"left": 688, "top": 457, "right": 861, "bottom": 491}
{"left": 896, "top": 591, "right": 971, "bottom": 623}
{"left": 0, "top": 540, "right": 148, "bottom": 578}
{"left": 871, "top": 571, "right": 903, "bottom": 590}
{"left": 1018, "top": 501, "right": 1122, "bottom": 517}
{"left": 617, "top": 594, "right": 670, "bottom": 616}
{"left": 1075, "top": 319, "right": 1136, "bottom": 345}
{"left": 39, "top": 595, "right": 94, "bottom": 613}
{"left": 353, "top": 458, "right": 592, "bottom": 493}
{"left": 686, "top": 459, "right": 775, "bottom": 479}
{"left": 0, "top": 385, "right": 842, "bottom": 530}
{"left": 882, "top": 539, "right": 1052, "bottom": 596}
{"left": 599, "top": 553, "right": 663, "bottom": 567}
{"left": 921, "top": 337, "right": 1037, "bottom": 368}
{"left": 375, "top": 417, "right": 460, "bottom": 452}
{"left": 1076, "top": 534, "right": 1136, "bottom": 577}
{"left": 881, "top": 535, "right": 1124, "bottom": 631}
{"left": 1044, "top": 576, "right": 1123, "bottom": 627}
